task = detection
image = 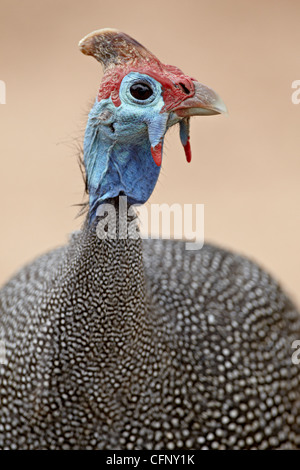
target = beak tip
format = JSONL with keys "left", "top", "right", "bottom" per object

{"left": 208, "top": 91, "right": 228, "bottom": 115}
{"left": 214, "top": 98, "right": 228, "bottom": 115}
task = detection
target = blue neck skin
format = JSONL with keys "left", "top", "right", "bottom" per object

{"left": 83, "top": 72, "right": 176, "bottom": 221}
{"left": 84, "top": 99, "right": 161, "bottom": 219}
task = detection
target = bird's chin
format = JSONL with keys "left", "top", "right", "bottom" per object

{"left": 167, "top": 112, "right": 183, "bottom": 127}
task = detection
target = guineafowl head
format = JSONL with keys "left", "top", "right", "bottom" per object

{"left": 79, "top": 29, "right": 227, "bottom": 218}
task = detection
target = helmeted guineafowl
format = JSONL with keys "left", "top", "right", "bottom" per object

{"left": 0, "top": 29, "right": 300, "bottom": 450}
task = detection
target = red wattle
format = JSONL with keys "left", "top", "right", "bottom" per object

{"left": 151, "top": 143, "right": 162, "bottom": 167}
{"left": 184, "top": 138, "right": 192, "bottom": 163}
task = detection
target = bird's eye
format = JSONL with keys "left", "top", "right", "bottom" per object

{"left": 130, "top": 82, "right": 153, "bottom": 101}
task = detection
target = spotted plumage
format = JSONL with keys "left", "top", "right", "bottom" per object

{"left": 0, "top": 29, "right": 299, "bottom": 450}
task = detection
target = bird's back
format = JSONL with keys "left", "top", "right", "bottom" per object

{"left": 1, "top": 233, "right": 299, "bottom": 449}
{"left": 143, "top": 238, "right": 300, "bottom": 449}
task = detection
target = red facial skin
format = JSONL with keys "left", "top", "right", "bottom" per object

{"left": 97, "top": 61, "right": 195, "bottom": 112}
{"left": 150, "top": 143, "right": 163, "bottom": 167}
{"left": 97, "top": 62, "right": 195, "bottom": 166}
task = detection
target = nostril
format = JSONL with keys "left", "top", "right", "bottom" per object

{"left": 179, "top": 82, "right": 190, "bottom": 95}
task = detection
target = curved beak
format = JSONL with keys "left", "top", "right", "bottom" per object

{"left": 173, "top": 80, "right": 227, "bottom": 117}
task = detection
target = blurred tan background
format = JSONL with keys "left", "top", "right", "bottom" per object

{"left": 0, "top": 0, "right": 299, "bottom": 305}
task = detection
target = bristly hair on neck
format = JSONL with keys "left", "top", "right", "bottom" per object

{"left": 69, "top": 103, "right": 93, "bottom": 218}
{"left": 74, "top": 142, "right": 89, "bottom": 218}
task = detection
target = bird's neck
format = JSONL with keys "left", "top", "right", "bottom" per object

{"left": 59, "top": 202, "right": 150, "bottom": 357}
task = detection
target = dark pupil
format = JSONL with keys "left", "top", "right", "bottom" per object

{"left": 130, "top": 83, "right": 153, "bottom": 100}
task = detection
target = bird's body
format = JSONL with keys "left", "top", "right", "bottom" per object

{"left": 0, "top": 29, "right": 299, "bottom": 449}
{"left": 1, "top": 214, "right": 300, "bottom": 449}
